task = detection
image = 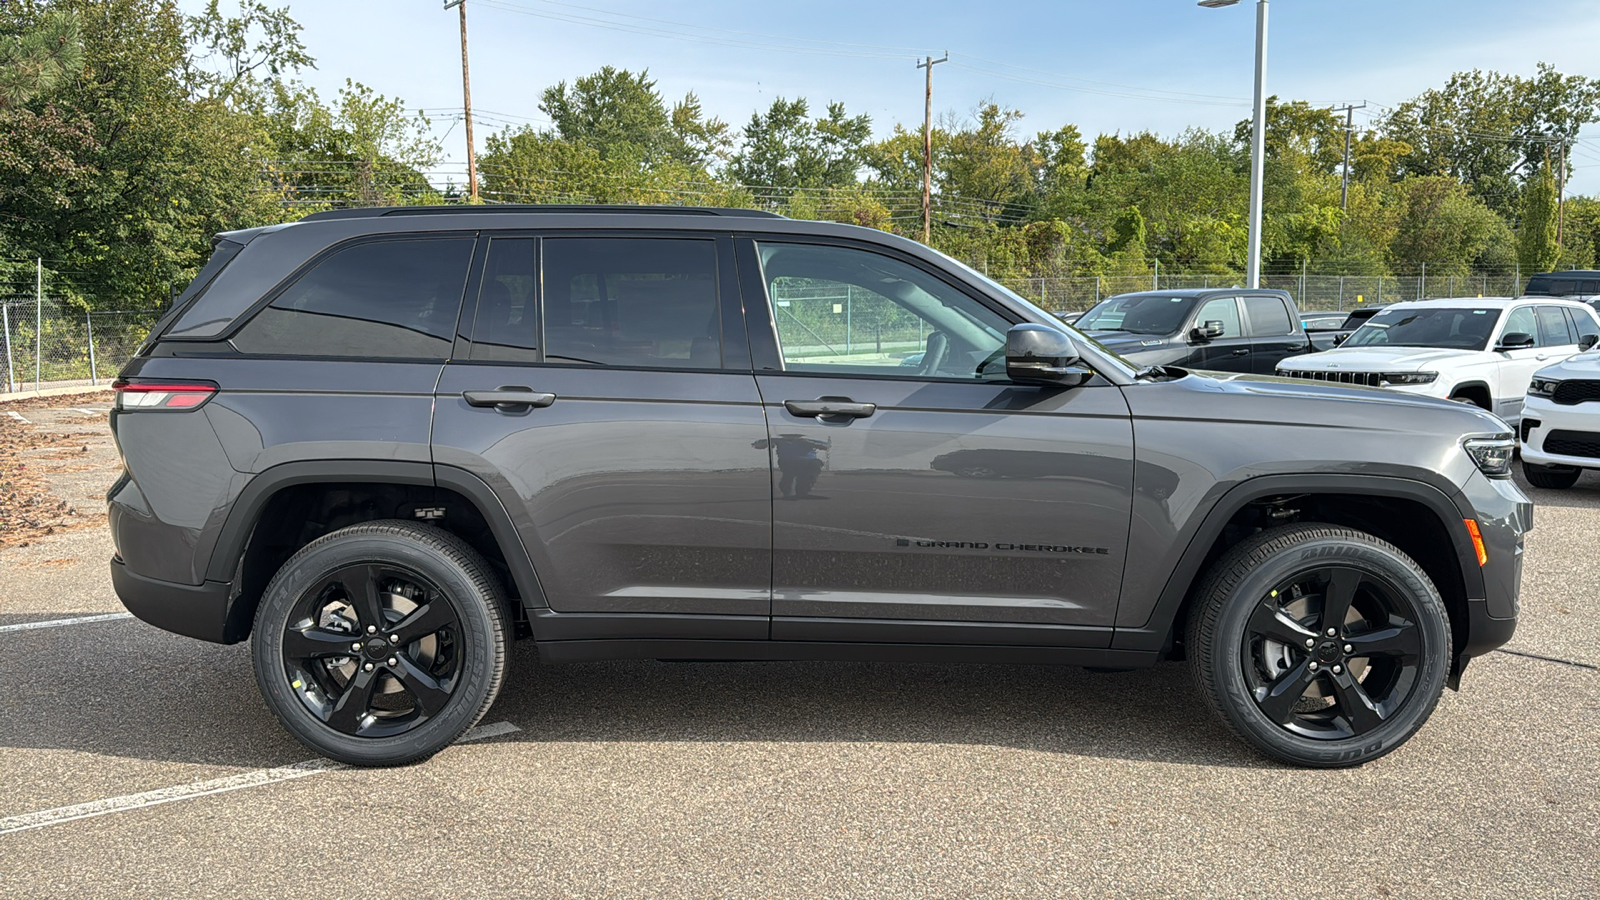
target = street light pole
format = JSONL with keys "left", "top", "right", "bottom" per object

{"left": 1201, "top": 0, "right": 1268, "bottom": 289}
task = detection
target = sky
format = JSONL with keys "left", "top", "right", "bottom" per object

{"left": 179, "top": 0, "right": 1600, "bottom": 195}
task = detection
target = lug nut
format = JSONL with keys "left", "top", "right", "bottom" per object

{"left": 366, "top": 625, "right": 377, "bottom": 634}
{"left": 363, "top": 662, "right": 374, "bottom": 671}
{"left": 1343, "top": 644, "right": 1353, "bottom": 654}
{"left": 387, "top": 657, "right": 398, "bottom": 666}
{"left": 1308, "top": 661, "right": 1320, "bottom": 671}
{"left": 1332, "top": 664, "right": 1343, "bottom": 674}
{"left": 388, "top": 634, "right": 399, "bottom": 643}
{"left": 1326, "top": 627, "right": 1337, "bottom": 637}
{"left": 1305, "top": 638, "right": 1315, "bottom": 648}
{"left": 351, "top": 642, "right": 362, "bottom": 652}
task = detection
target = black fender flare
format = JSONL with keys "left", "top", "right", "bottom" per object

{"left": 207, "top": 460, "right": 548, "bottom": 623}
{"left": 1445, "top": 379, "right": 1493, "bottom": 406}
{"left": 1112, "top": 473, "right": 1484, "bottom": 653}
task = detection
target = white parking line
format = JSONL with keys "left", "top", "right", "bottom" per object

{"left": 70, "top": 408, "right": 103, "bottom": 415}
{"left": 0, "top": 613, "right": 135, "bottom": 633}
{"left": 0, "top": 721, "right": 521, "bottom": 835}
{"left": 4, "top": 410, "right": 29, "bottom": 424}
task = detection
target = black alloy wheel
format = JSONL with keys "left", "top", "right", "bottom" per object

{"left": 280, "top": 563, "right": 463, "bottom": 739}
{"left": 253, "top": 520, "right": 508, "bottom": 766}
{"left": 1188, "top": 523, "right": 1450, "bottom": 767}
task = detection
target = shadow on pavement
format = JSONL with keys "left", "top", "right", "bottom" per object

{"left": 0, "top": 620, "right": 1269, "bottom": 771}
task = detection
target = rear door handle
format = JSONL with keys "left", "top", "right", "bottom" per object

{"left": 1231, "top": 348, "right": 1250, "bottom": 356}
{"left": 784, "top": 397, "right": 876, "bottom": 419}
{"left": 463, "top": 387, "right": 556, "bottom": 411}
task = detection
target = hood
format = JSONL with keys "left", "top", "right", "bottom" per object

{"left": 1277, "top": 345, "right": 1485, "bottom": 372}
{"left": 1082, "top": 331, "right": 1173, "bottom": 352}
{"left": 1535, "top": 348, "right": 1600, "bottom": 379}
{"left": 1169, "top": 369, "right": 1510, "bottom": 433}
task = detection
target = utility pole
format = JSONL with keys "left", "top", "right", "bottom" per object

{"left": 916, "top": 53, "right": 948, "bottom": 244}
{"left": 445, "top": 0, "right": 478, "bottom": 202}
{"left": 1331, "top": 101, "right": 1366, "bottom": 210}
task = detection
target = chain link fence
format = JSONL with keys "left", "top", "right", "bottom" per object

{"left": 996, "top": 272, "right": 1527, "bottom": 315}
{"left": 1, "top": 301, "right": 161, "bottom": 394}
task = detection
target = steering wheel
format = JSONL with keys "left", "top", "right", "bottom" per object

{"left": 920, "top": 330, "right": 951, "bottom": 376}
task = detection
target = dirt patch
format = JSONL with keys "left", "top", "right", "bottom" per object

{"left": 0, "top": 418, "right": 94, "bottom": 548}
{"left": 0, "top": 390, "right": 114, "bottom": 412}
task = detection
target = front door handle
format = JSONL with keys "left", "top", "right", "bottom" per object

{"left": 1231, "top": 348, "right": 1250, "bottom": 356}
{"left": 784, "top": 397, "right": 876, "bottom": 419}
{"left": 463, "top": 387, "right": 557, "bottom": 411}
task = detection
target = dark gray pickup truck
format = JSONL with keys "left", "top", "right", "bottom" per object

{"left": 1076, "top": 288, "right": 1351, "bottom": 372}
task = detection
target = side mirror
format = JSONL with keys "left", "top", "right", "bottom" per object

{"left": 1581, "top": 333, "right": 1599, "bottom": 351}
{"left": 1332, "top": 332, "right": 1349, "bottom": 346}
{"left": 1191, "top": 320, "right": 1225, "bottom": 341}
{"left": 1005, "top": 324, "right": 1092, "bottom": 387}
{"left": 1496, "top": 332, "right": 1536, "bottom": 351}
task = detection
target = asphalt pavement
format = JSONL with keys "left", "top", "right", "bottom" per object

{"left": 1, "top": 403, "right": 1596, "bottom": 898}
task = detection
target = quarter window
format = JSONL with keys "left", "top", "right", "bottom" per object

{"left": 755, "top": 242, "right": 1011, "bottom": 378}
{"left": 232, "top": 238, "right": 474, "bottom": 359}
{"left": 541, "top": 238, "right": 721, "bottom": 368}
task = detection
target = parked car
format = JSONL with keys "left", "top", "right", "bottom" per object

{"left": 111, "top": 205, "right": 1528, "bottom": 769}
{"left": 1520, "top": 348, "right": 1600, "bottom": 488}
{"left": 1276, "top": 297, "right": 1600, "bottom": 425}
{"left": 1524, "top": 269, "right": 1600, "bottom": 314}
{"left": 1073, "top": 289, "right": 1342, "bottom": 374}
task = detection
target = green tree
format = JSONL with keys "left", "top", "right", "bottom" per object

{"left": 1518, "top": 160, "right": 1560, "bottom": 274}
{"left": 0, "top": 7, "right": 82, "bottom": 108}
{"left": 729, "top": 97, "right": 871, "bottom": 193}
{"left": 1389, "top": 176, "right": 1511, "bottom": 276}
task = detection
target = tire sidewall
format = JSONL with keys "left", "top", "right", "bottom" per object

{"left": 1207, "top": 536, "right": 1451, "bottom": 767}
{"left": 252, "top": 531, "right": 502, "bottom": 765}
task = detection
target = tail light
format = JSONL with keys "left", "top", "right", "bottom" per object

{"left": 111, "top": 379, "right": 218, "bottom": 411}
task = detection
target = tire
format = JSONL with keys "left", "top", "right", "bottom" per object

{"left": 1186, "top": 523, "right": 1451, "bottom": 768}
{"left": 252, "top": 520, "right": 509, "bottom": 766}
{"left": 1523, "top": 461, "right": 1582, "bottom": 490}
{"left": 1448, "top": 391, "right": 1490, "bottom": 411}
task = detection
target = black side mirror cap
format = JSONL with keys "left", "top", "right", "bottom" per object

{"left": 1332, "top": 333, "right": 1349, "bottom": 346}
{"left": 1005, "top": 324, "right": 1092, "bottom": 387}
{"left": 1581, "top": 333, "right": 1599, "bottom": 351}
{"left": 1496, "top": 332, "right": 1536, "bottom": 351}
{"left": 1190, "top": 320, "right": 1225, "bottom": 341}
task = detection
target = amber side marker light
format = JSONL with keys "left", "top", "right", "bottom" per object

{"left": 1463, "top": 519, "right": 1488, "bottom": 567}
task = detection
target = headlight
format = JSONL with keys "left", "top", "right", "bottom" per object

{"left": 1464, "top": 437, "right": 1515, "bottom": 477}
{"left": 1379, "top": 372, "right": 1438, "bottom": 386}
{"left": 1528, "top": 377, "right": 1560, "bottom": 398}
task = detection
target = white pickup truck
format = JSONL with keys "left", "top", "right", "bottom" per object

{"left": 1275, "top": 297, "right": 1600, "bottom": 425}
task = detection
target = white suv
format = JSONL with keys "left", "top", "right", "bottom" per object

{"left": 1276, "top": 297, "right": 1600, "bottom": 425}
{"left": 1521, "top": 350, "right": 1600, "bottom": 488}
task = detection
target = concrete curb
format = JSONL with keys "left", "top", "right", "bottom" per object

{"left": 0, "top": 383, "right": 112, "bottom": 404}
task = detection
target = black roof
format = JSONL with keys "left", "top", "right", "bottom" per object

{"left": 298, "top": 204, "right": 785, "bottom": 222}
{"left": 1528, "top": 270, "right": 1600, "bottom": 278}
{"left": 1106, "top": 287, "right": 1288, "bottom": 299}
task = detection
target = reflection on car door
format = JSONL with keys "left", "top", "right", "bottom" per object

{"left": 431, "top": 233, "right": 773, "bottom": 639}
{"left": 738, "top": 238, "right": 1134, "bottom": 645}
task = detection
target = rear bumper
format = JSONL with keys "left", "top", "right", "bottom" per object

{"left": 110, "top": 556, "right": 243, "bottom": 644}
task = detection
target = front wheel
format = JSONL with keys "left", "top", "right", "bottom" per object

{"left": 1523, "top": 462, "right": 1582, "bottom": 490}
{"left": 252, "top": 520, "right": 509, "bottom": 766}
{"left": 1187, "top": 524, "right": 1451, "bottom": 767}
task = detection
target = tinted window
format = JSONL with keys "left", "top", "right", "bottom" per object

{"left": 469, "top": 238, "right": 538, "bottom": 363}
{"left": 542, "top": 238, "right": 720, "bottom": 368}
{"left": 1244, "top": 296, "right": 1293, "bottom": 335}
{"left": 232, "top": 238, "right": 473, "bottom": 359}
{"left": 1536, "top": 306, "right": 1575, "bottom": 346}
{"left": 1195, "top": 296, "right": 1242, "bottom": 337}
{"left": 1344, "top": 307, "right": 1499, "bottom": 350}
{"left": 756, "top": 241, "right": 1011, "bottom": 378}
{"left": 1076, "top": 294, "right": 1197, "bottom": 335}
{"left": 1501, "top": 306, "right": 1539, "bottom": 346}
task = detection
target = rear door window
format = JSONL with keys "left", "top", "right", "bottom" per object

{"left": 1536, "top": 306, "right": 1576, "bottom": 347}
{"left": 468, "top": 238, "right": 539, "bottom": 363}
{"left": 541, "top": 237, "right": 722, "bottom": 369}
{"left": 1243, "top": 296, "right": 1293, "bottom": 336}
{"left": 232, "top": 237, "right": 474, "bottom": 359}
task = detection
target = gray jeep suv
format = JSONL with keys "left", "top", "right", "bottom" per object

{"left": 109, "top": 205, "right": 1530, "bottom": 768}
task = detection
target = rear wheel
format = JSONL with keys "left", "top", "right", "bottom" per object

{"left": 252, "top": 520, "right": 508, "bottom": 766}
{"left": 1187, "top": 523, "right": 1450, "bottom": 767}
{"left": 1523, "top": 462, "right": 1582, "bottom": 490}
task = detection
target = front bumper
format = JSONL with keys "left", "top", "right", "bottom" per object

{"left": 110, "top": 556, "right": 244, "bottom": 644}
{"left": 1455, "top": 471, "right": 1532, "bottom": 661}
{"left": 1519, "top": 398, "right": 1600, "bottom": 469}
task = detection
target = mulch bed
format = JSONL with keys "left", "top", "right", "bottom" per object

{"left": 0, "top": 411, "right": 99, "bottom": 549}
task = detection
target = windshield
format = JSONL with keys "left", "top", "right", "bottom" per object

{"left": 1342, "top": 307, "right": 1500, "bottom": 350}
{"left": 1076, "top": 294, "right": 1198, "bottom": 335}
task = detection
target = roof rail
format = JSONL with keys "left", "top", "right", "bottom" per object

{"left": 298, "top": 204, "right": 786, "bottom": 222}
